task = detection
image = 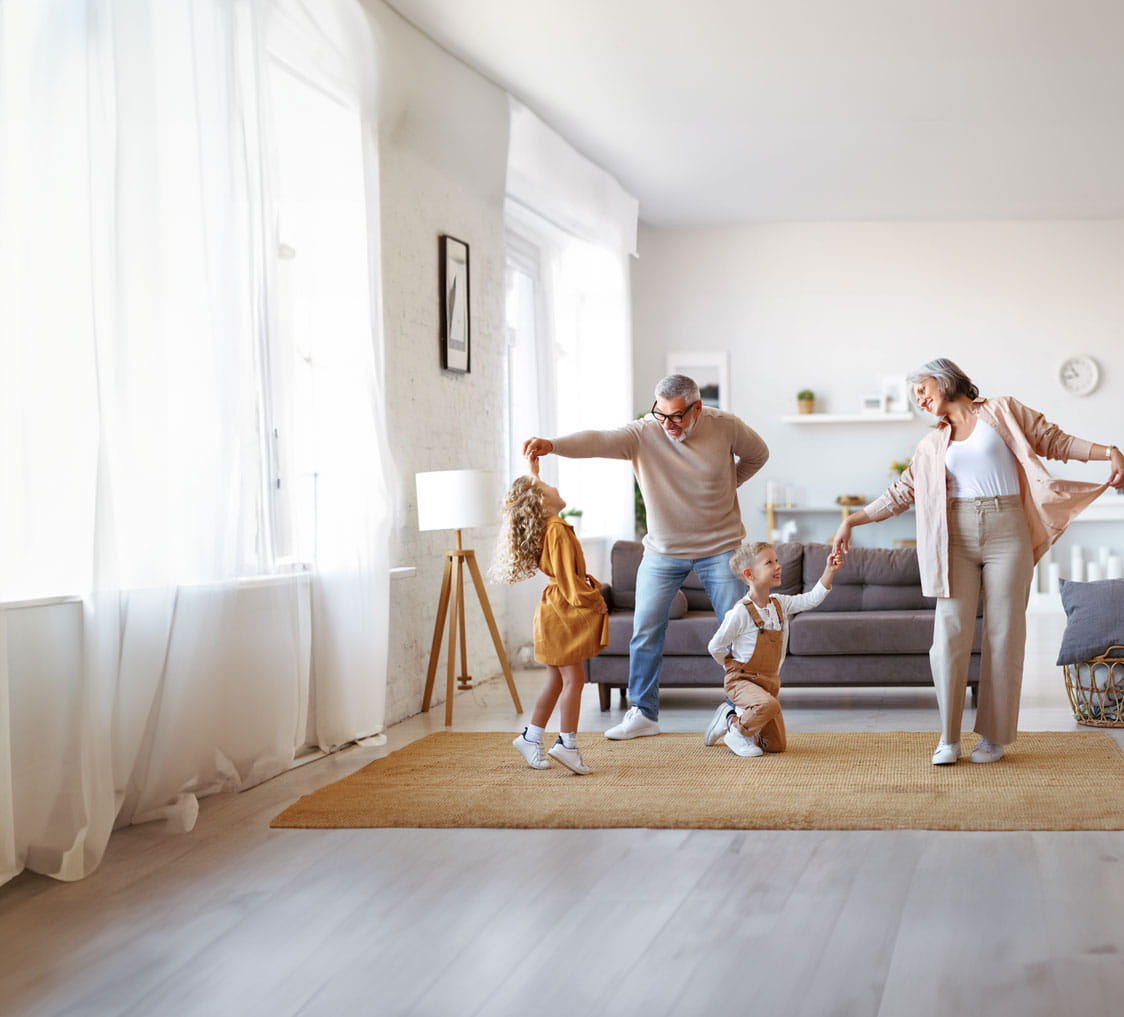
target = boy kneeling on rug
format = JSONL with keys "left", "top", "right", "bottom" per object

{"left": 704, "top": 541, "right": 843, "bottom": 758}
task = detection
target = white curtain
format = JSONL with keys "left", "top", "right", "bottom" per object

{"left": 504, "top": 99, "right": 638, "bottom": 544}
{"left": 0, "top": 0, "right": 389, "bottom": 886}
{"left": 266, "top": 0, "right": 391, "bottom": 751}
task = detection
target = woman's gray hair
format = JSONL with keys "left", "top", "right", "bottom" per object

{"left": 907, "top": 359, "right": 979, "bottom": 402}
{"left": 654, "top": 374, "right": 701, "bottom": 404}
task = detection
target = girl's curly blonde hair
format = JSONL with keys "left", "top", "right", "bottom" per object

{"left": 490, "top": 475, "right": 547, "bottom": 584}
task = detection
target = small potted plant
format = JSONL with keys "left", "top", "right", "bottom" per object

{"left": 560, "top": 507, "right": 583, "bottom": 533}
{"left": 796, "top": 389, "right": 815, "bottom": 414}
{"left": 889, "top": 458, "right": 911, "bottom": 478}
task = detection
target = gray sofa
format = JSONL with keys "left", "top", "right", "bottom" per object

{"left": 586, "top": 540, "right": 980, "bottom": 710}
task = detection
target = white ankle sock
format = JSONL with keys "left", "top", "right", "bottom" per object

{"left": 561, "top": 732, "right": 577, "bottom": 749}
{"left": 525, "top": 725, "right": 545, "bottom": 744}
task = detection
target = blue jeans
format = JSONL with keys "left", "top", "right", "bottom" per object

{"left": 628, "top": 550, "right": 745, "bottom": 719}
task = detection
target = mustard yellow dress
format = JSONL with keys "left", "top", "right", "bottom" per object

{"left": 533, "top": 516, "right": 610, "bottom": 666}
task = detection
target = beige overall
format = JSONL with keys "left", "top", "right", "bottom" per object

{"left": 722, "top": 598, "right": 786, "bottom": 753}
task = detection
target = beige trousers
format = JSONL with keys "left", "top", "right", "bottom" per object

{"left": 723, "top": 662, "right": 787, "bottom": 752}
{"left": 931, "top": 495, "right": 1034, "bottom": 746}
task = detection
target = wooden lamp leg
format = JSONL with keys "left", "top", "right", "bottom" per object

{"left": 465, "top": 551, "right": 522, "bottom": 713}
{"left": 422, "top": 532, "right": 524, "bottom": 726}
{"left": 421, "top": 553, "right": 454, "bottom": 713}
{"left": 444, "top": 552, "right": 460, "bottom": 727}
{"left": 455, "top": 553, "right": 471, "bottom": 691}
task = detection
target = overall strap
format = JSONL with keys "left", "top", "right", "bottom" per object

{"left": 743, "top": 597, "right": 783, "bottom": 632}
{"left": 742, "top": 599, "right": 767, "bottom": 631}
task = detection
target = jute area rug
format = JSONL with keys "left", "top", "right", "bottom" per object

{"left": 271, "top": 730, "right": 1124, "bottom": 832}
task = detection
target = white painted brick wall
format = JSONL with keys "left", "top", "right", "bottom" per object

{"left": 379, "top": 138, "right": 510, "bottom": 727}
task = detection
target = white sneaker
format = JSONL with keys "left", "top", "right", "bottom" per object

{"left": 605, "top": 706, "right": 660, "bottom": 740}
{"left": 970, "top": 737, "right": 1005, "bottom": 763}
{"left": 704, "top": 703, "right": 735, "bottom": 746}
{"left": 513, "top": 731, "right": 550, "bottom": 769}
{"left": 931, "top": 740, "right": 961, "bottom": 765}
{"left": 723, "top": 727, "right": 764, "bottom": 758}
{"left": 548, "top": 739, "right": 592, "bottom": 775}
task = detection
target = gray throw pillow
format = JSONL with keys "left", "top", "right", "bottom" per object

{"left": 1056, "top": 578, "right": 1124, "bottom": 665}
{"left": 667, "top": 589, "right": 689, "bottom": 620}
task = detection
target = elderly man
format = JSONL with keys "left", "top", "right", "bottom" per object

{"left": 522, "top": 374, "right": 769, "bottom": 739}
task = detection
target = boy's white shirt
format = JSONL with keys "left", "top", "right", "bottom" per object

{"left": 707, "top": 582, "right": 830, "bottom": 668}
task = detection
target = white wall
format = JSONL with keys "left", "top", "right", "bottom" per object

{"left": 364, "top": 1, "right": 513, "bottom": 725}
{"left": 632, "top": 220, "right": 1124, "bottom": 552}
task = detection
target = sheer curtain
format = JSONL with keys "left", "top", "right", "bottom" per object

{"left": 266, "top": 0, "right": 392, "bottom": 752}
{"left": 0, "top": 0, "right": 389, "bottom": 886}
{"left": 504, "top": 100, "right": 638, "bottom": 546}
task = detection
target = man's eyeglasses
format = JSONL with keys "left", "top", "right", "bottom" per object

{"left": 650, "top": 400, "right": 698, "bottom": 425}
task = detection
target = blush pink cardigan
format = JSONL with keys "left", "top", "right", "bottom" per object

{"left": 863, "top": 396, "right": 1108, "bottom": 598}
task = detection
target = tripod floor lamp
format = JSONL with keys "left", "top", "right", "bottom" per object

{"left": 416, "top": 469, "right": 523, "bottom": 726}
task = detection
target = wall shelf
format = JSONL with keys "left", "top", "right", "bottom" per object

{"left": 781, "top": 412, "right": 915, "bottom": 424}
{"left": 760, "top": 506, "right": 855, "bottom": 514}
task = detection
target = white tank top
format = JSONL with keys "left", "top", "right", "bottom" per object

{"left": 946, "top": 418, "right": 1021, "bottom": 497}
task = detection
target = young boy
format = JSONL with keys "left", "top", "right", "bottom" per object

{"left": 704, "top": 541, "right": 843, "bottom": 757}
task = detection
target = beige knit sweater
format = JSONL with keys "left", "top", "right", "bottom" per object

{"left": 551, "top": 408, "right": 769, "bottom": 558}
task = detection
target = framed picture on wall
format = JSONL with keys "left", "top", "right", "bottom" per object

{"left": 440, "top": 234, "right": 470, "bottom": 373}
{"left": 665, "top": 351, "right": 729, "bottom": 410}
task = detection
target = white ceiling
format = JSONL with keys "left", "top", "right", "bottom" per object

{"left": 383, "top": 0, "right": 1124, "bottom": 226}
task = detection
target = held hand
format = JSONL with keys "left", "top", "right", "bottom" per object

{"left": 819, "top": 551, "right": 844, "bottom": 590}
{"left": 526, "top": 453, "right": 541, "bottom": 477}
{"left": 521, "top": 437, "right": 554, "bottom": 459}
{"left": 1109, "top": 446, "right": 1124, "bottom": 490}
{"left": 831, "top": 521, "right": 851, "bottom": 558}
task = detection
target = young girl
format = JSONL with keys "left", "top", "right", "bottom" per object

{"left": 493, "top": 457, "right": 608, "bottom": 774}
{"left": 704, "top": 541, "right": 843, "bottom": 757}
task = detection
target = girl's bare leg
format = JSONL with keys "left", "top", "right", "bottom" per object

{"left": 530, "top": 666, "right": 563, "bottom": 729}
{"left": 557, "top": 663, "right": 585, "bottom": 735}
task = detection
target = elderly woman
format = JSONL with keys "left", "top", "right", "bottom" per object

{"left": 832, "top": 359, "right": 1124, "bottom": 766}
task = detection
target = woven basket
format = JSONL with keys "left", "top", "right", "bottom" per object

{"left": 1063, "top": 646, "right": 1124, "bottom": 727}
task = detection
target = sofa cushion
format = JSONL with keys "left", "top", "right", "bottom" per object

{"left": 662, "top": 613, "right": 723, "bottom": 654}
{"left": 799, "top": 542, "right": 936, "bottom": 612}
{"left": 1057, "top": 578, "right": 1124, "bottom": 665}
{"left": 788, "top": 610, "right": 982, "bottom": 655}
{"left": 668, "top": 590, "right": 689, "bottom": 620}
{"left": 603, "top": 611, "right": 717, "bottom": 656}
{"left": 775, "top": 542, "right": 804, "bottom": 595}
{"left": 609, "top": 541, "right": 644, "bottom": 609}
{"left": 609, "top": 539, "right": 738, "bottom": 612}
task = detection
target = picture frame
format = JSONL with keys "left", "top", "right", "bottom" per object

{"left": 664, "top": 351, "right": 729, "bottom": 411}
{"left": 440, "top": 234, "right": 470, "bottom": 373}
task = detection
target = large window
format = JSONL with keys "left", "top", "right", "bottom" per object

{"left": 503, "top": 205, "right": 634, "bottom": 544}
{"left": 503, "top": 100, "right": 637, "bottom": 549}
{"left": 503, "top": 232, "right": 554, "bottom": 480}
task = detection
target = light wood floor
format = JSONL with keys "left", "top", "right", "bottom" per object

{"left": 4, "top": 610, "right": 1124, "bottom": 1017}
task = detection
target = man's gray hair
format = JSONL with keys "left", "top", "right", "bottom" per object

{"left": 907, "top": 358, "right": 979, "bottom": 402}
{"left": 654, "top": 374, "right": 701, "bottom": 405}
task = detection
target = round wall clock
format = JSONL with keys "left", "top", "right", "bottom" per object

{"left": 1058, "top": 355, "right": 1100, "bottom": 396}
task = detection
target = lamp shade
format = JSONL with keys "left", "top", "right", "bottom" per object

{"left": 415, "top": 469, "right": 496, "bottom": 532}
